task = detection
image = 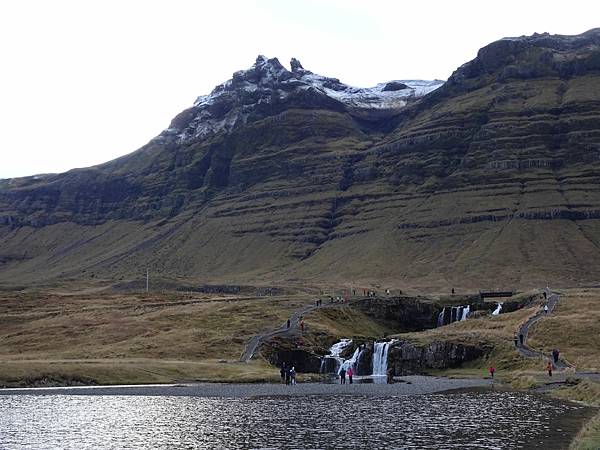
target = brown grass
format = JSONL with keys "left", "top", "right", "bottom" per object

{"left": 0, "top": 289, "right": 312, "bottom": 385}
{"left": 527, "top": 289, "right": 600, "bottom": 372}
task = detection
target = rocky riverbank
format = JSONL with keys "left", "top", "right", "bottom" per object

{"left": 0, "top": 376, "right": 491, "bottom": 397}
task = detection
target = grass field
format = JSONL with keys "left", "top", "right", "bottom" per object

{"left": 0, "top": 288, "right": 314, "bottom": 386}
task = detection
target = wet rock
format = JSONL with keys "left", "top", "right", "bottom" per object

{"left": 267, "top": 349, "right": 322, "bottom": 373}
{"left": 355, "top": 344, "right": 373, "bottom": 376}
{"left": 388, "top": 340, "right": 490, "bottom": 375}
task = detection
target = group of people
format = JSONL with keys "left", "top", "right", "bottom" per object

{"left": 280, "top": 363, "right": 297, "bottom": 385}
{"left": 514, "top": 333, "right": 525, "bottom": 346}
{"left": 338, "top": 366, "right": 354, "bottom": 384}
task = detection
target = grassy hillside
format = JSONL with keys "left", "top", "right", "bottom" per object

{"left": 0, "top": 288, "right": 315, "bottom": 386}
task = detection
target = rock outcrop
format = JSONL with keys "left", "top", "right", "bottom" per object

{"left": 353, "top": 296, "right": 442, "bottom": 331}
{"left": 388, "top": 340, "right": 490, "bottom": 375}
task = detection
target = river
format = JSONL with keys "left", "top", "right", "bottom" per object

{"left": 0, "top": 389, "right": 593, "bottom": 449}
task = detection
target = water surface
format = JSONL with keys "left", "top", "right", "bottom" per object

{"left": 0, "top": 390, "right": 592, "bottom": 449}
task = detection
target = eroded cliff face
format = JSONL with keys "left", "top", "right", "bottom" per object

{"left": 353, "top": 297, "right": 442, "bottom": 331}
{"left": 1, "top": 30, "right": 600, "bottom": 287}
{"left": 388, "top": 341, "right": 490, "bottom": 375}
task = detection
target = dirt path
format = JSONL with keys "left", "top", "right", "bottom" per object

{"left": 515, "top": 288, "right": 570, "bottom": 369}
{"left": 239, "top": 301, "right": 337, "bottom": 362}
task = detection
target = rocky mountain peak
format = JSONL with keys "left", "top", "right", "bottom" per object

{"left": 290, "top": 57, "right": 305, "bottom": 73}
{"left": 165, "top": 56, "right": 443, "bottom": 143}
{"left": 440, "top": 28, "right": 600, "bottom": 95}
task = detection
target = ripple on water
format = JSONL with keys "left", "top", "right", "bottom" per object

{"left": 0, "top": 391, "right": 592, "bottom": 449}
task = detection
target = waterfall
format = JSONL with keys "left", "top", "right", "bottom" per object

{"left": 438, "top": 305, "right": 470, "bottom": 327}
{"left": 461, "top": 305, "right": 470, "bottom": 321}
{"left": 320, "top": 339, "right": 366, "bottom": 374}
{"left": 320, "top": 339, "right": 350, "bottom": 374}
{"left": 492, "top": 303, "right": 503, "bottom": 316}
{"left": 372, "top": 341, "right": 390, "bottom": 376}
{"left": 338, "top": 347, "right": 361, "bottom": 374}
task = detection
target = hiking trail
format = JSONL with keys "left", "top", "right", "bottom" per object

{"left": 514, "top": 288, "right": 570, "bottom": 369}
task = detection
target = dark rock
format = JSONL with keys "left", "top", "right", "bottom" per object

{"left": 354, "top": 296, "right": 441, "bottom": 331}
{"left": 388, "top": 340, "right": 490, "bottom": 375}
{"left": 355, "top": 344, "right": 373, "bottom": 376}
{"left": 268, "top": 349, "right": 322, "bottom": 373}
{"left": 382, "top": 81, "right": 409, "bottom": 91}
{"left": 320, "top": 356, "right": 339, "bottom": 374}
{"left": 290, "top": 58, "right": 304, "bottom": 73}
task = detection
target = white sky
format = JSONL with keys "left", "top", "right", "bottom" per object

{"left": 0, "top": 0, "right": 598, "bottom": 179}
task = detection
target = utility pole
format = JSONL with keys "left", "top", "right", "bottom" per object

{"left": 146, "top": 268, "right": 149, "bottom": 293}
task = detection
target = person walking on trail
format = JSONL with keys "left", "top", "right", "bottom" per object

{"left": 339, "top": 367, "right": 346, "bottom": 384}
{"left": 552, "top": 349, "right": 560, "bottom": 364}
{"left": 546, "top": 360, "right": 553, "bottom": 377}
{"left": 488, "top": 366, "right": 496, "bottom": 379}
{"left": 347, "top": 367, "right": 354, "bottom": 384}
{"left": 290, "top": 367, "right": 297, "bottom": 385}
{"left": 544, "top": 304, "right": 548, "bottom": 314}
{"left": 519, "top": 333, "right": 524, "bottom": 345}
{"left": 285, "top": 366, "right": 291, "bottom": 385}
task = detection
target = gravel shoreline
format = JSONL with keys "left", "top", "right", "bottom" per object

{"left": 0, "top": 375, "right": 491, "bottom": 397}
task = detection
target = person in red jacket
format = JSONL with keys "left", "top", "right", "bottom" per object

{"left": 347, "top": 366, "right": 354, "bottom": 384}
{"left": 488, "top": 366, "right": 496, "bottom": 378}
{"left": 546, "top": 360, "right": 553, "bottom": 377}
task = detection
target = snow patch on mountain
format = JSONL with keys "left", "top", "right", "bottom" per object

{"left": 164, "top": 56, "right": 444, "bottom": 143}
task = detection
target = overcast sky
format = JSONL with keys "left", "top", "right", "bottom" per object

{"left": 1, "top": 0, "right": 598, "bottom": 179}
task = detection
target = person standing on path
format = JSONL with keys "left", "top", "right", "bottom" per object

{"left": 546, "top": 360, "right": 553, "bottom": 377}
{"left": 489, "top": 366, "right": 496, "bottom": 379}
{"left": 339, "top": 367, "right": 346, "bottom": 384}
{"left": 347, "top": 366, "right": 354, "bottom": 384}
{"left": 280, "top": 363, "right": 286, "bottom": 383}
{"left": 290, "top": 367, "right": 296, "bottom": 385}
{"left": 544, "top": 304, "right": 548, "bottom": 314}
{"left": 519, "top": 333, "right": 524, "bottom": 345}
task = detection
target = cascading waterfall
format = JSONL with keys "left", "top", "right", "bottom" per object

{"left": 437, "top": 305, "right": 471, "bottom": 327}
{"left": 492, "top": 303, "right": 503, "bottom": 316}
{"left": 372, "top": 341, "right": 390, "bottom": 376}
{"left": 320, "top": 339, "right": 366, "bottom": 374}
{"left": 461, "top": 305, "right": 470, "bottom": 321}
{"left": 338, "top": 347, "right": 361, "bottom": 374}
{"left": 320, "top": 339, "right": 350, "bottom": 374}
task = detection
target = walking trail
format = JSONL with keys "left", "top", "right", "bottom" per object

{"left": 515, "top": 288, "right": 600, "bottom": 385}
{"left": 240, "top": 301, "right": 332, "bottom": 362}
{"left": 514, "top": 288, "right": 570, "bottom": 369}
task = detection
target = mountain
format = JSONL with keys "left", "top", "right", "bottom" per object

{"left": 1, "top": 29, "right": 600, "bottom": 289}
